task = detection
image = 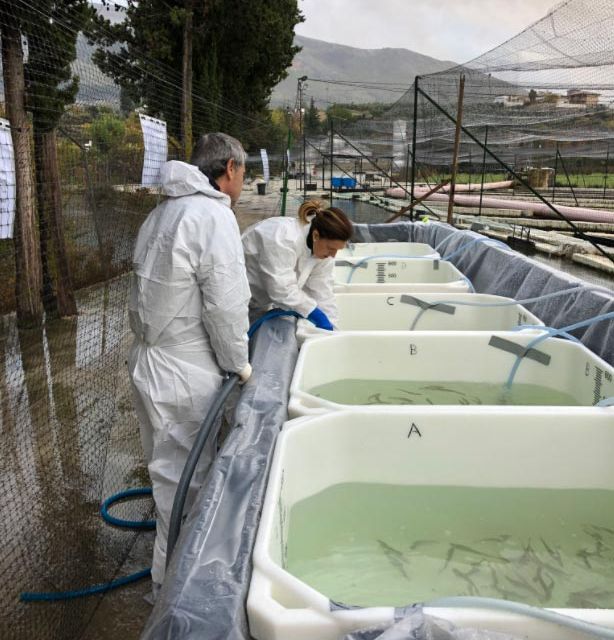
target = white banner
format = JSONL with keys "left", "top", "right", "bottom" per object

{"left": 392, "top": 119, "right": 408, "bottom": 168}
{"left": 0, "top": 118, "right": 15, "bottom": 239}
{"left": 260, "top": 148, "right": 270, "bottom": 183}
{"left": 139, "top": 114, "right": 168, "bottom": 186}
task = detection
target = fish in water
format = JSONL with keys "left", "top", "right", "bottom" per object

{"left": 540, "top": 537, "right": 563, "bottom": 568}
{"left": 377, "top": 539, "right": 411, "bottom": 580}
{"left": 442, "top": 543, "right": 509, "bottom": 571}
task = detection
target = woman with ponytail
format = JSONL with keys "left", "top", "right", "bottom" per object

{"left": 242, "top": 200, "right": 353, "bottom": 330}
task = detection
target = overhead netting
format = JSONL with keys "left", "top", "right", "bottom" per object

{"left": 304, "top": 0, "right": 614, "bottom": 270}
{"left": 0, "top": 2, "right": 290, "bottom": 639}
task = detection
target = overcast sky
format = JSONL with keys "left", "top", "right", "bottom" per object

{"left": 296, "top": 0, "right": 560, "bottom": 63}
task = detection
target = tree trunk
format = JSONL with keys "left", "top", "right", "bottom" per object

{"left": 1, "top": 20, "right": 43, "bottom": 325}
{"left": 33, "top": 129, "right": 57, "bottom": 315}
{"left": 34, "top": 128, "right": 77, "bottom": 317}
{"left": 181, "top": 0, "right": 194, "bottom": 161}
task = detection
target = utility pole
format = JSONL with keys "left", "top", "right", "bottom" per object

{"left": 297, "top": 76, "right": 308, "bottom": 199}
{"left": 410, "top": 77, "right": 419, "bottom": 219}
{"left": 281, "top": 109, "right": 293, "bottom": 217}
{"left": 447, "top": 73, "right": 465, "bottom": 225}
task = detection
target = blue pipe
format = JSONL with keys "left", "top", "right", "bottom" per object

{"left": 409, "top": 284, "right": 612, "bottom": 331}
{"left": 505, "top": 310, "right": 614, "bottom": 389}
{"left": 20, "top": 489, "right": 155, "bottom": 601}
{"left": 100, "top": 487, "right": 156, "bottom": 529}
{"left": 21, "top": 309, "right": 305, "bottom": 603}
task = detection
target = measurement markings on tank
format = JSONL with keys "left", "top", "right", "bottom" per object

{"left": 407, "top": 423, "right": 422, "bottom": 438}
{"left": 594, "top": 366, "right": 604, "bottom": 404}
{"left": 409, "top": 343, "right": 418, "bottom": 355}
{"left": 376, "top": 262, "right": 386, "bottom": 283}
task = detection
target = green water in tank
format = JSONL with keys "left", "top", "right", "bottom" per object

{"left": 285, "top": 483, "right": 614, "bottom": 608}
{"left": 308, "top": 379, "right": 580, "bottom": 406}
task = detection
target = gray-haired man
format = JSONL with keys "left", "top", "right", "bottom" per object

{"left": 128, "top": 133, "right": 251, "bottom": 595}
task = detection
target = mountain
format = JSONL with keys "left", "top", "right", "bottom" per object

{"left": 270, "top": 35, "right": 456, "bottom": 107}
{"left": 58, "top": 5, "right": 457, "bottom": 111}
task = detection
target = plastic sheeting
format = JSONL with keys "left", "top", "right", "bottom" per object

{"left": 353, "top": 221, "right": 614, "bottom": 366}
{"left": 141, "top": 222, "right": 613, "bottom": 640}
{"left": 141, "top": 315, "right": 298, "bottom": 640}
{"left": 343, "top": 606, "right": 518, "bottom": 640}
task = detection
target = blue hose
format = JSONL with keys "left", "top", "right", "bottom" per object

{"left": 408, "top": 284, "right": 612, "bottom": 331}
{"left": 504, "top": 310, "right": 614, "bottom": 389}
{"left": 20, "top": 488, "right": 155, "bottom": 601}
{"left": 100, "top": 487, "right": 156, "bottom": 529}
{"left": 21, "top": 309, "right": 304, "bottom": 603}
{"left": 247, "top": 308, "right": 302, "bottom": 337}
{"left": 20, "top": 569, "right": 152, "bottom": 602}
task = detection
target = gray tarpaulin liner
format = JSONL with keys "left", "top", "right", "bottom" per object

{"left": 141, "top": 316, "right": 299, "bottom": 640}
{"left": 354, "top": 221, "right": 613, "bottom": 366}
{"left": 141, "top": 222, "right": 612, "bottom": 640}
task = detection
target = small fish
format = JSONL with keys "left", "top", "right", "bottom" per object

{"left": 452, "top": 567, "right": 479, "bottom": 595}
{"left": 567, "top": 587, "right": 614, "bottom": 609}
{"left": 576, "top": 548, "right": 596, "bottom": 569}
{"left": 442, "top": 543, "right": 508, "bottom": 570}
{"left": 378, "top": 539, "right": 411, "bottom": 580}
{"left": 396, "top": 388, "right": 421, "bottom": 396}
{"left": 505, "top": 571, "right": 544, "bottom": 600}
{"left": 388, "top": 396, "right": 416, "bottom": 405}
{"left": 480, "top": 535, "right": 512, "bottom": 544}
{"left": 421, "top": 384, "right": 465, "bottom": 396}
{"left": 533, "top": 566, "right": 555, "bottom": 603}
{"left": 409, "top": 539, "right": 437, "bottom": 550}
{"left": 367, "top": 393, "right": 383, "bottom": 404}
{"left": 540, "top": 537, "right": 564, "bottom": 567}
{"left": 588, "top": 524, "right": 614, "bottom": 537}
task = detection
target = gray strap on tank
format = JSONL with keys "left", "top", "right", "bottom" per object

{"left": 336, "top": 260, "right": 368, "bottom": 268}
{"left": 432, "top": 259, "right": 439, "bottom": 270}
{"left": 488, "top": 336, "right": 551, "bottom": 365}
{"left": 400, "top": 295, "right": 456, "bottom": 315}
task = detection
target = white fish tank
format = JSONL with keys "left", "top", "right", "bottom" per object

{"left": 288, "top": 331, "right": 614, "bottom": 416}
{"left": 337, "top": 241, "right": 439, "bottom": 260}
{"left": 297, "top": 292, "right": 544, "bottom": 343}
{"left": 248, "top": 409, "right": 614, "bottom": 640}
{"left": 333, "top": 258, "right": 471, "bottom": 294}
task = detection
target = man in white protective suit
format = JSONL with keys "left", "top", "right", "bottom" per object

{"left": 128, "top": 132, "right": 252, "bottom": 595}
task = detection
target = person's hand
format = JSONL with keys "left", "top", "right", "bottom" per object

{"left": 307, "top": 307, "right": 334, "bottom": 331}
{"left": 237, "top": 363, "right": 252, "bottom": 384}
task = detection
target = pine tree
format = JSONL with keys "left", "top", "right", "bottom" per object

{"left": 92, "top": 0, "right": 303, "bottom": 151}
{"left": 304, "top": 97, "right": 321, "bottom": 135}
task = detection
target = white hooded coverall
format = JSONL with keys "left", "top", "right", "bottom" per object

{"left": 241, "top": 216, "right": 338, "bottom": 325}
{"left": 128, "top": 161, "right": 250, "bottom": 584}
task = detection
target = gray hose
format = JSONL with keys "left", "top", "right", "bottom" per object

{"left": 427, "top": 596, "right": 614, "bottom": 638}
{"left": 166, "top": 373, "right": 239, "bottom": 567}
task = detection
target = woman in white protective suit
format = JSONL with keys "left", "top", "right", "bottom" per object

{"left": 128, "top": 132, "right": 252, "bottom": 595}
{"left": 242, "top": 200, "right": 353, "bottom": 329}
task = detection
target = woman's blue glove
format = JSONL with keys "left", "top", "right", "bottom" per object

{"left": 307, "top": 307, "right": 334, "bottom": 331}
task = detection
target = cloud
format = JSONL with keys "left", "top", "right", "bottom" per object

{"left": 296, "top": 0, "right": 559, "bottom": 62}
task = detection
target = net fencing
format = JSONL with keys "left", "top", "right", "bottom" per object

{"left": 296, "top": 0, "right": 614, "bottom": 284}
{"left": 2, "top": 0, "right": 614, "bottom": 638}
{"left": 0, "top": 2, "right": 290, "bottom": 639}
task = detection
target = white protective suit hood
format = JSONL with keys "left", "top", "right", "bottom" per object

{"left": 160, "top": 160, "right": 230, "bottom": 202}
